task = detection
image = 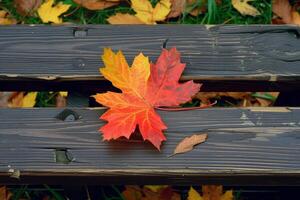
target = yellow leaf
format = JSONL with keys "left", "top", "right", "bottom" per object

{"left": 37, "top": 0, "right": 71, "bottom": 24}
{"left": 221, "top": 190, "right": 233, "bottom": 200}
{"left": 0, "top": 10, "right": 17, "bottom": 25}
{"left": 59, "top": 91, "right": 68, "bottom": 97}
{"left": 144, "top": 185, "right": 168, "bottom": 192}
{"left": 22, "top": 92, "right": 38, "bottom": 107}
{"left": 107, "top": 13, "right": 144, "bottom": 24}
{"left": 131, "top": 0, "right": 171, "bottom": 24}
{"left": 153, "top": 0, "right": 171, "bottom": 21}
{"left": 231, "top": 0, "right": 260, "bottom": 17}
{"left": 188, "top": 187, "right": 203, "bottom": 200}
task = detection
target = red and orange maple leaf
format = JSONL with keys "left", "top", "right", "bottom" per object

{"left": 94, "top": 47, "right": 201, "bottom": 149}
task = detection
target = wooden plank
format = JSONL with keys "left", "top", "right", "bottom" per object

{"left": 0, "top": 25, "right": 300, "bottom": 91}
{"left": 0, "top": 107, "right": 299, "bottom": 185}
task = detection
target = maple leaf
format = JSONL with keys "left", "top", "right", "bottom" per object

{"left": 94, "top": 48, "right": 200, "bottom": 149}
{"left": 37, "top": 0, "right": 71, "bottom": 24}
{"left": 188, "top": 186, "right": 233, "bottom": 200}
{"left": 14, "top": 0, "right": 42, "bottom": 16}
{"left": 131, "top": 0, "right": 171, "bottom": 24}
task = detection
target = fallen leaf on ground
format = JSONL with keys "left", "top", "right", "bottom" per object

{"left": 173, "top": 133, "right": 207, "bottom": 155}
{"left": 94, "top": 48, "right": 200, "bottom": 149}
{"left": 122, "top": 186, "right": 143, "bottom": 200}
{"left": 107, "top": 13, "right": 144, "bottom": 24}
{"left": 14, "top": 0, "right": 42, "bottom": 16}
{"left": 8, "top": 92, "right": 37, "bottom": 107}
{"left": 273, "top": 0, "right": 300, "bottom": 25}
{"left": 168, "top": 0, "right": 186, "bottom": 18}
{"left": 231, "top": 0, "right": 260, "bottom": 16}
{"left": 0, "top": 186, "right": 12, "bottom": 200}
{"left": 73, "top": 0, "right": 120, "bottom": 10}
{"left": 0, "top": 92, "right": 14, "bottom": 107}
{"left": 188, "top": 187, "right": 203, "bottom": 200}
{"left": 22, "top": 92, "right": 38, "bottom": 107}
{"left": 186, "top": 0, "right": 207, "bottom": 16}
{"left": 142, "top": 186, "right": 180, "bottom": 200}
{"left": 122, "top": 186, "right": 180, "bottom": 200}
{"left": 188, "top": 185, "right": 233, "bottom": 200}
{"left": 131, "top": 0, "right": 171, "bottom": 24}
{"left": 0, "top": 10, "right": 17, "bottom": 25}
{"left": 37, "top": 0, "right": 71, "bottom": 24}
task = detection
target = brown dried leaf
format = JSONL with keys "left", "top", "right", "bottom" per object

{"left": 273, "top": 0, "right": 300, "bottom": 25}
{"left": 73, "top": 0, "right": 120, "bottom": 10}
{"left": 107, "top": 13, "right": 144, "bottom": 24}
{"left": 173, "top": 133, "right": 207, "bottom": 155}
{"left": 168, "top": 0, "right": 186, "bottom": 18}
{"left": 14, "top": 0, "right": 42, "bottom": 16}
{"left": 187, "top": 0, "right": 206, "bottom": 16}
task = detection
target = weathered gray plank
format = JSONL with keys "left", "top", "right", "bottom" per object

{"left": 0, "top": 25, "right": 300, "bottom": 82}
{"left": 0, "top": 107, "right": 299, "bottom": 185}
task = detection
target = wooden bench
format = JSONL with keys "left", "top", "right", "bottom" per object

{"left": 0, "top": 25, "right": 299, "bottom": 186}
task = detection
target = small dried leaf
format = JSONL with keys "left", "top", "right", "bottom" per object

{"left": 73, "top": 0, "right": 120, "bottom": 10}
{"left": 14, "top": 0, "right": 42, "bottom": 16}
{"left": 232, "top": 0, "right": 260, "bottom": 16}
{"left": 173, "top": 133, "right": 207, "bottom": 155}
{"left": 107, "top": 13, "right": 144, "bottom": 24}
{"left": 167, "top": 0, "right": 186, "bottom": 18}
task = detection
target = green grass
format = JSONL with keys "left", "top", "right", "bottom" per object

{"left": 0, "top": 0, "right": 271, "bottom": 25}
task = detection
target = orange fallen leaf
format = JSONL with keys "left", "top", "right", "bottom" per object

{"left": 0, "top": 186, "right": 12, "bottom": 200}
{"left": 107, "top": 13, "right": 144, "bottom": 24}
{"left": 94, "top": 48, "right": 200, "bottom": 149}
{"left": 188, "top": 186, "right": 233, "bottom": 200}
{"left": 122, "top": 186, "right": 143, "bottom": 200}
{"left": 173, "top": 133, "right": 207, "bottom": 156}
{"left": 0, "top": 10, "right": 17, "bottom": 25}
{"left": 273, "top": 0, "right": 300, "bottom": 25}
{"left": 73, "top": 0, "right": 120, "bottom": 10}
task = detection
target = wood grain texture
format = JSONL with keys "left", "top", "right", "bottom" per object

{"left": 0, "top": 25, "right": 300, "bottom": 91}
{"left": 0, "top": 107, "right": 299, "bottom": 185}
